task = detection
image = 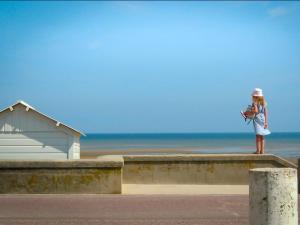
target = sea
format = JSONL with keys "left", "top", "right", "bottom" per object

{"left": 80, "top": 132, "right": 300, "bottom": 158}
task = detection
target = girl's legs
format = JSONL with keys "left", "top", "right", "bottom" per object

{"left": 255, "top": 135, "right": 260, "bottom": 154}
{"left": 260, "top": 136, "right": 265, "bottom": 154}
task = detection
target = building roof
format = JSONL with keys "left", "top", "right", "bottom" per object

{"left": 0, "top": 100, "right": 85, "bottom": 136}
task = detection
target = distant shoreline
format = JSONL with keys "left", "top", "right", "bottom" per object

{"left": 80, "top": 132, "right": 300, "bottom": 160}
{"left": 81, "top": 132, "right": 300, "bottom": 139}
{"left": 82, "top": 132, "right": 300, "bottom": 135}
{"left": 80, "top": 148, "right": 271, "bottom": 158}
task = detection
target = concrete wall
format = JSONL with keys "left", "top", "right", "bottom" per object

{"left": 123, "top": 154, "right": 296, "bottom": 185}
{"left": 0, "top": 154, "right": 296, "bottom": 194}
{"left": 0, "top": 156, "right": 123, "bottom": 194}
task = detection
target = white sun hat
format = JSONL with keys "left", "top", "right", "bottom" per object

{"left": 252, "top": 88, "right": 263, "bottom": 97}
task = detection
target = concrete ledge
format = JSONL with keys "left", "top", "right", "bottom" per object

{"left": 123, "top": 154, "right": 296, "bottom": 185}
{"left": 124, "top": 154, "right": 296, "bottom": 168}
{"left": 0, "top": 157, "right": 124, "bottom": 169}
{"left": 122, "top": 184, "right": 249, "bottom": 195}
{"left": 0, "top": 158, "right": 123, "bottom": 194}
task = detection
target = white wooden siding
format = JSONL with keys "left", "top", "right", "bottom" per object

{"left": 67, "top": 136, "right": 80, "bottom": 159}
{"left": 0, "top": 105, "right": 57, "bottom": 132}
{"left": 73, "top": 136, "right": 80, "bottom": 159}
{"left": 0, "top": 138, "right": 67, "bottom": 146}
{"left": 0, "top": 104, "right": 72, "bottom": 160}
{"left": 74, "top": 137, "right": 80, "bottom": 159}
{"left": 0, "top": 153, "right": 67, "bottom": 160}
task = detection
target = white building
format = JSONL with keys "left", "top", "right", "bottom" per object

{"left": 0, "top": 101, "right": 84, "bottom": 160}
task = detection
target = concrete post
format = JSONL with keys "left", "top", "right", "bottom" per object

{"left": 249, "top": 168, "right": 298, "bottom": 225}
{"left": 297, "top": 158, "right": 300, "bottom": 194}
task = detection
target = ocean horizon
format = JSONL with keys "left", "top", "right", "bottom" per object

{"left": 80, "top": 132, "right": 300, "bottom": 158}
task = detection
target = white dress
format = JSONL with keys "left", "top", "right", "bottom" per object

{"left": 253, "top": 104, "right": 271, "bottom": 136}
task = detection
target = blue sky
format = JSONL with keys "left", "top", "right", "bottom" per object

{"left": 0, "top": 1, "right": 299, "bottom": 133}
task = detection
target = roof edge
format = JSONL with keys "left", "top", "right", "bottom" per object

{"left": 0, "top": 100, "right": 85, "bottom": 136}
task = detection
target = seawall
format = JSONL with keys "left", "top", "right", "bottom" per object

{"left": 0, "top": 156, "right": 123, "bottom": 194}
{"left": 122, "top": 154, "right": 296, "bottom": 184}
{"left": 0, "top": 154, "right": 296, "bottom": 194}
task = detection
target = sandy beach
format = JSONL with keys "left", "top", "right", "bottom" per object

{"left": 80, "top": 148, "right": 197, "bottom": 159}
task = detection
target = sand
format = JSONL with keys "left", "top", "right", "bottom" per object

{"left": 80, "top": 149, "right": 197, "bottom": 159}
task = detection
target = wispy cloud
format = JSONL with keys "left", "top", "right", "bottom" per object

{"left": 88, "top": 41, "right": 102, "bottom": 50}
{"left": 268, "top": 6, "right": 292, "bottom": 17}
{"left": 112, "top": 1, "right": 145, "bottom": 12}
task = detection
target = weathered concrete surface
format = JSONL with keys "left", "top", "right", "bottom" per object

{"left": 0, "top": 194, "right": 249, "bottom": 225}
{"left": 123, "top": 154, "right": 296, "bottom": 184}
{"left": 123, "top": 184, "right": 249, "bottom": 195}
{"left": 249, "top": 168, "right": 298, "bottom": 225}
{"left": 298, "top": 158, "right": 300, "bottom": 194}
{"left": 0, "top": 158, "right": 123, "bottom": 194}
{"left": 0, "top": 157, "right": 124, "bottom": 168}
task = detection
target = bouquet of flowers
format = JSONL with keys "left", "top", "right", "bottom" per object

{"left": 240, "top": 104, "right": 255, "bottom": 124}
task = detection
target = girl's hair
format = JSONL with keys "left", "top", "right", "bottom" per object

{"left": 252, "top": 96, "right": 267, "bottom": 107}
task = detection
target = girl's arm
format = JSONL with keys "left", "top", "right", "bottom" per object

{"left": 252, "top": 103, "right": 258, "bottom": 114}
{"left": 264, "top": 107, "right": 268, "bottom": 128}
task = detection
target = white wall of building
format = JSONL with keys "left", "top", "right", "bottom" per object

{"left": 0, "top": 104, "right": 80, "bottom": 160}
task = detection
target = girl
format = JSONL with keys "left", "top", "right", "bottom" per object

{"left": 241, "top": 88, "right": 271, "bottom": 154}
